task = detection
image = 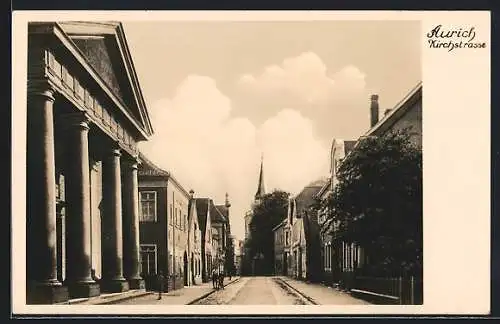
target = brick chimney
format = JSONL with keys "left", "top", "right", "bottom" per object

{"left": 370, "top": 94, "right": 379, "bottom": 127}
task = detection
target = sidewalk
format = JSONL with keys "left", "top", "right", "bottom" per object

{"left": 64, "top": 289, "right": 152, "bottom": 305}
{"left": 277, "top": 276, "right": 371, "bottom": 305}
{"left": 107, "top": 276, "right": 241, "bottom": 305}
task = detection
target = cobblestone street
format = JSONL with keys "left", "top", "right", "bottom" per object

{"left": 108, "top": 276, "right": 371, "bottom": 305}
{"left": 193, "top": 277, "right": 312, "bottom": 305}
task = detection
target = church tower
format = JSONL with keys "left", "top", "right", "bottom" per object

{"left": 254, "top": 154, "right": 267, "bottom": 202}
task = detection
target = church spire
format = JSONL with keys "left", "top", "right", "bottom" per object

{"left": 255, "top": 153, "right": 266, "bottom": 201}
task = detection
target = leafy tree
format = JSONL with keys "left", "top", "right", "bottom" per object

{"left": 325, "top": 129, "right": 422, "bottom": 277}
{"left": 246, "top": 190, "right": 290, "bottom": 274}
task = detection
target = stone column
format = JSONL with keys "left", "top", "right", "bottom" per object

{"left": 62, "top": 112, "right": 100, "bottom": 298}
{"left": 101, "top": 147, "right": 129, "bottom": 292}
{"left": 26, "top": 81, "right": 69, "bottom": 304}
{"left": 122, "top": 156, "right": 145, "bottom": 289}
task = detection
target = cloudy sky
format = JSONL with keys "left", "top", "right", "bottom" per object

{"left": 122, "top": 20, "right": 421, "bottom": 241}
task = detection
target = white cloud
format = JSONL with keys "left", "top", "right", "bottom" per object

{"left": 238, "top": 51, "right": 367, "bottom": 107}
{"left": 140, "top": 74, "right": 329, "bottom": 240}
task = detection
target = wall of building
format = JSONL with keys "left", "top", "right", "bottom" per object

{"left": 273, "top": 225, "right": 285, "bottom": 275}
{"left": 138, "top": 185, "right": 167, "bottom": 277}
{"left": 166, "top": 180, "right": 190, "bottom": 289}
{"left": 386, "top": 99, "right": 422, "bottom": 148}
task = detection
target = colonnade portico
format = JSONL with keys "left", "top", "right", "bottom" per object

{"left": 26, "top": 21, "right": 153, "bottom": 304}
{"left": 27, "top": 80, "right": 145, "bottom": 303}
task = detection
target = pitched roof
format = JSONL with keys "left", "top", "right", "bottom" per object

{"left": 344, "top": 140, "right": 357, "bottom": 155}
{"left": 215, "top": 205, "right": 230, "bottom": 227}
{"left": 194, "top": 198, "right": 210, "bottom": 233}
{"left": 55, "top": 21, "right": 154, "bottom": 139}
{"left": 293, "top": 180, "right": 327, "bottom": 216}
{"left": 137, "top": 151, "right": 169, "bottom": 177}
{"left": 137, "top": 152, "right": 192, "bottom": 197}
{"left": 365, "top": 81, "right": 422, "bottom": 137}
{"left": 211, "top": 204, "right": 227, "bottom": 224}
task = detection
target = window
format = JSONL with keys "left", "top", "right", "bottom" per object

{"left": 140, "top": 244, "right": 157, "bottom": 275}
{"left": 140, "top": 192, "right": 157, "bottom": 222}
{"left": 184, "top": 214, "right": 188, "bottom": 231}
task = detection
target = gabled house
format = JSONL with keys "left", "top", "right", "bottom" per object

{"left": 317, "top": 139, "right": 357, "bottom": 287}
{"left": 194, "top": 198, "right": 214, "bottom": 282}
{"left": 272, "top": 216, "right": 291, "bottom": 276}
{"left": 210, "top": 200, "right": 230, "bottom": 273}
{"left": 319, "top": 81, "right": 422, "bottom": 291}
{"left": 289, "top": 179, "right": 327, "bottom": 281}
{"left": 187, "top": 192, "right": 202, "bottom": 285}
{"left": 137, "top": 152, "right": 191, "bottom": 292}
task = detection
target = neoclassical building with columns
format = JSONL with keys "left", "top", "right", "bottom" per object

{"left": 26, "top": 21, "right": 153, "bottom": 304}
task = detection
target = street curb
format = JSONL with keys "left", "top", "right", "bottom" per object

{"left": 275, "top": 277, "right": 318, "bottom": 305}
{"left": 186, "top": 277, "right": 241, "bottom": 305}
{"left": 98, "top": 291, "right": 154, "bottom": 305}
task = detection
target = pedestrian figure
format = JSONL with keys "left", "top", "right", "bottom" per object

{"left": 211, "top": 270, "right": 217, "bottom": 289}
{"left": 228, "top": 271, "right": 232, "bottom": 281}
{"left": 157, "top": 271, "right": 164, "bottom": 300}
{"left": 218, "top": 272, "right": 224, "bottom": 290}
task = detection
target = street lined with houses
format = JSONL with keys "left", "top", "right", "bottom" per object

{"left": 24, "top": 20, "right": 422, "bottom": 307}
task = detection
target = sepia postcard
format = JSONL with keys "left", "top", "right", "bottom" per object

{"left": 11, "top": 10, "right": 491, "bottom": 316}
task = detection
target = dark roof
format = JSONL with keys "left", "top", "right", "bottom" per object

{"left": 365, "top": 81, "right": 422, "bottom": 137}
{"left": 344, "top": 140, "right": 357, "bottom": 155}
{"left": 195, "top": 198, "right": 209, "bottom": 233}
{"left": 138, "top": 152, "right": 169, "bottom": 177}
{"left": 137, "top": 152, "right": 192, "bottom": 197}
{"left": 211, "top": 204, "right": 227, "bottom": 224}
{"left": 294, "top": 180, "right": 326, "bottom": 216}
{"left": 215, "top": 205, "right": 229, "bottom": 220}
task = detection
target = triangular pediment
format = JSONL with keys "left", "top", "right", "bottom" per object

{"left": 57, "top": 21, "right": 153, "bottom": 138}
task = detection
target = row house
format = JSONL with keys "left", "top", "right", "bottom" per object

{"left": 210, "top": 197, "right": 232, "bottom": 273}
{"left": 187, "top": 196, "right": 203, "bottom": 285}
{"left": 194, "top": 197, "right": 231, "bottom": 281}
{"left": 194, "top": 199, "right": 214, "bottom": 283}
{"left": 274, "top": 180, "right": 326, "bottom": 281}
{"left": 272, "top": 217, "right": 291, "bottom": 276}
{"left": 317, "top": 82, "right": 423, "bottom": 289}
{"left": 316, "top": 139, "right": 357, "bottom": 287}
{"left": 137, "top": 153, "right": 193, "bottom": 291}
{"left": 26, "top": 21, "right": 154, "bottom": 304}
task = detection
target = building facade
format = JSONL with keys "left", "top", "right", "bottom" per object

{"left": 187, "top": 192, "right": 203, "bottom": 285}
{"left": 289, "top": 180, "right": 326, "bottom": 281}
{"left": 194, "top": 198, "right": 214, "bottom": 282}
{"left": 318, "top": 82, "right": 423, "bottom": 290}
{"left": 26, "top": 21, "right": 154, "bottom": 304}
{"left": 317, "top": 139, "right": 357, "bottom": 287}
{"left": 137, "top": 153, "right": 192, "bottom": 292}
{"left": 272, "top": 217, "right": 292, "bottom": 276}
{"left": 210, "top": 199, "right": 231, "bottom": 274}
